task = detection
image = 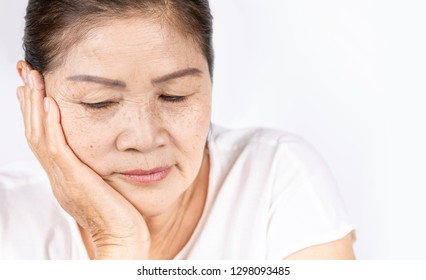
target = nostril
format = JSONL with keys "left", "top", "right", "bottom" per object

{"left": 115, "top": 129, "right": 161, "bottom": 154}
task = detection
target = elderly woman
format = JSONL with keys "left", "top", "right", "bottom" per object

{"left": 2, "top": 0, "right": 355, "bottom": 259}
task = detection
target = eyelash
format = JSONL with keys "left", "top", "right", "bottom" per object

{"left": 160, "top": 95, "right": 188, "bottom": 103}
{"left": 82, "top": 95, "right": 187, "bottom": 110}
{"left": 82, "top": 101, "right": 116, "bottom": 110}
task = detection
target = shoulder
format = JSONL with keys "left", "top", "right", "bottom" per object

{"left": 207, "top": 123, "right": 345, "bottom": 219}
{"left": 208, "top": 124, "right": 331, "bottom": 185}
{"left": 208, "top": 123, "right": 321, "bottom": 158}
{"left": 208, "top": 123, "right": 300, "bottom": 148}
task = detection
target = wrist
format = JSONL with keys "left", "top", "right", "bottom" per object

{"left": 94, "top": 239, "right": 150, "bottom": 260}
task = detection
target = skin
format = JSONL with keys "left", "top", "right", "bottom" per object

{"left": 16, "top": 16, "right": 355, "bottom": 260}
{"left": 285, "top": 231, "right": 356, "bottom": 260}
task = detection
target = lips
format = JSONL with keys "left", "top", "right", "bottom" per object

{"left": 119, "top": 167, "right": 171, "bottom": 184}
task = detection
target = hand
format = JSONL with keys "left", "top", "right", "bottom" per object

{"left": 16, "top": 65, "right": 151, "bottom": 259}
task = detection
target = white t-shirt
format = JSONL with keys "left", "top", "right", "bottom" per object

{"left": 0, "top": 124, "right": 354, "bottom": 259}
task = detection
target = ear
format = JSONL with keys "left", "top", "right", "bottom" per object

{"left": 16, "top": 60, "right": 32, "bottom": 83}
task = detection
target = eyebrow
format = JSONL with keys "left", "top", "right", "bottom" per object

{"left": 66, "top": 68, "right": 203, "bottom": 88}
{"left": 151, "top": 68, "right": 202, "bottom": 84}
{"left": 67, "top": 75, "right": 127, "bottom": 88}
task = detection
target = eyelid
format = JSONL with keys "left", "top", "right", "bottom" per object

{"left": 81, "top": 94, "right": 190, "bottom": 110}
{"left": 160, "top": 94, "right": 188, "bottom": 103}
{"left": 81, "top": 101, "right": 117, "bottom": 109}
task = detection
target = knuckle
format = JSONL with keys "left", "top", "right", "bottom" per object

{"left": 33, "top": 140, "right": 44, "bottom": 152}
{"left": 25, "top": 137, "right": 31, "bottom": 145}
{"left": 47, "top": 144, "right": 60, "bottom": 157}
{"left": 26, "top": 134, "right": 43, "bottom": 150}
{"left": 25, "top": 132, "right": 31, "bottom": 142}
{"left": 26, "top": 140, "right": 35, "bottom": 153}
{"left": 16, "top": 86, "right": 23, "bottom": 95}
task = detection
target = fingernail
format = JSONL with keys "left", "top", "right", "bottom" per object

{"left": 44, "top": 98, "right": 50, "bottom": 112}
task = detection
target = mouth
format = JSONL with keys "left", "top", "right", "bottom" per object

{"left": 119, "top": 166, "right": 172, "bottom": 184}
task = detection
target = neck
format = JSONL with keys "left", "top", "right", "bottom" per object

{"left": 148, "top": 150, "right": 210, "bottom": 259}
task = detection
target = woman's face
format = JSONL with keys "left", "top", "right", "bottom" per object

{"left": 43, "top": 17, "right": 212, "bottom": 217}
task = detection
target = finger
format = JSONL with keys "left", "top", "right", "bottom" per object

{"left": 21, "top": 66, "right": 28, "bottom": 84}
{"left": 16, "top": 86, "right": 25, "bottom": 113}
{"left": 22, "top": 83, "right": 32, "bottom": 140}
{"left": 43, "top": 96, "right": 83, "bottom": 171}
{"left": 28, "top": 70, "right": 47, "bottom": 144}
{"left": 16, "top": 86, "right": 27, "bottom": 133}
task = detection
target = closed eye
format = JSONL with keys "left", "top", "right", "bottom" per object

{"left": 81, "top": 95, "right": 188, "bottom": 110}
{"left": 160, "top": 95, "right": 188, "bottom": 103}
{"left": 81, "top": 101, "right": 117, "bottom": 110}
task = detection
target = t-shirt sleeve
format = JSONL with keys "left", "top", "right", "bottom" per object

{"left": 266, "top": 134, "right": 355, "bottom": 259}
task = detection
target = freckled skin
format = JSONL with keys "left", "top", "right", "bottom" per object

{"left": 43, "top": 17, "right": 212, "bottom": 218}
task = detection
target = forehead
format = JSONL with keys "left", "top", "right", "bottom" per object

{"left": 59, "top": 17, "right": 206, "bottom": 81}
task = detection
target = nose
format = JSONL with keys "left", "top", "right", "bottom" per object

{"left": 115, "top": 105, "right": 167, "bottom": 153}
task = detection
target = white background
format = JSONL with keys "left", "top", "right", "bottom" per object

{"left": 1, "top": 0, "right": 425, "bottom": 259}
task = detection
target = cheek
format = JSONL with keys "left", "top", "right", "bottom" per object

{"left": 59, "top": 106, "right": 115, "bottom": 173}
{"left": 166, "top": 95, "right": 210, "bottom": 136}
{"left": 165, "top": 96, "right": 211, "bottom": 168}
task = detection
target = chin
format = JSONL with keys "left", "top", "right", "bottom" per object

{"left": 116, "top": 178, "right": 190, "bottom": 217}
